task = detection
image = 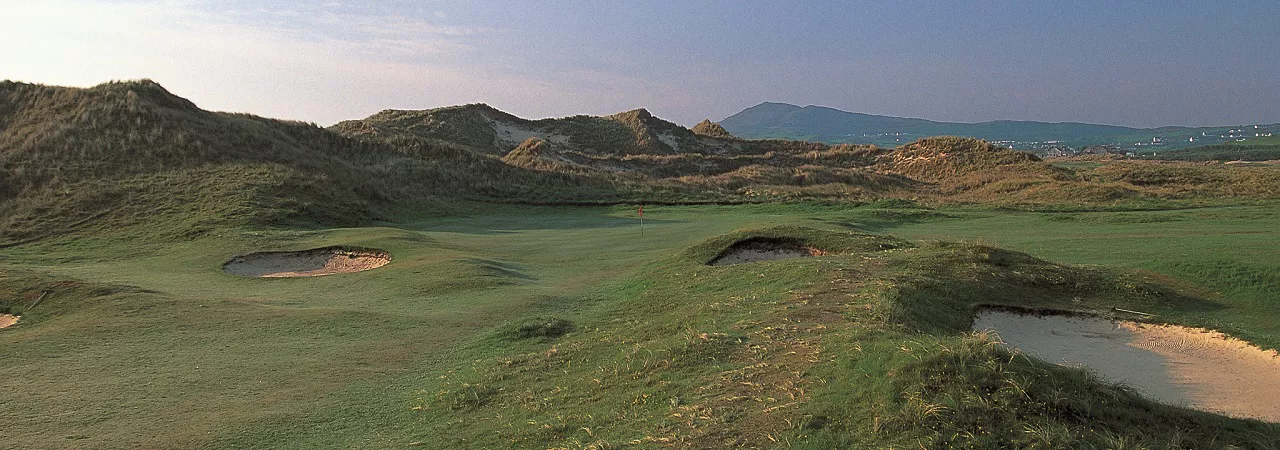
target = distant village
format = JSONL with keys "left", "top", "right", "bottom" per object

{"left": 852, "top": 123, "right": 1277, "bottom": 157}
{"left": 1019, "top": 143, "right": 1131, "bottom": 158}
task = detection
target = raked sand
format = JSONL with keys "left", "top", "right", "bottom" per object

{"left": 974, "top": 310, "right": 1280, "bottom": 423}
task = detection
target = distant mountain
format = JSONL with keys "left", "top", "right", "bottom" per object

{"left": 720, "top": 102, "right": 1278, "bottom": 151}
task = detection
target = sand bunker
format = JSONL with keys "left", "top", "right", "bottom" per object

{"left": 708, "top": 238, "right": 825, "bottom": 266}
{"left": 974, "top": 309, "right": 1280, "bottom": 422}
{"left": 223, "top": 247, "right": 390, "bottom": 278}
{"left": 0, "top": 314, "right": 17, "bottom": 329}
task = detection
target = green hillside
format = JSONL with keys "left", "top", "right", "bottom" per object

{"left": 1149, "top": 136, "right": 1280, "bottom": 161}
{"left": 0, "top": 81, "right": 652, "bottom": 245}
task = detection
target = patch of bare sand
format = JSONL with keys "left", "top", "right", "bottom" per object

{"left": 0, "top": 314, "right": 17, "bottom": 329}
{"left": 974, "top": 310, "right": 1280, "bottom": 422}
{"left": 223, "top": 247, "right": 390, "bottom": 278}
{"left": 491, "top": 119, "right": 569, "bottom": 148}
{"left": 708, "top": 239, "right": 825, "bottom": 266}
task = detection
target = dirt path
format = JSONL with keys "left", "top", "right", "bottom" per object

{"left": 974, "top": 310, "right": 1280, "bottom": 422}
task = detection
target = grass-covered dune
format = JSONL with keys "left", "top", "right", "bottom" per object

{"left": 0, "top": 80, "right": 646, "bottom": 245}
{"left": 334, "top": 100, "right": 1280, "bottom": 207}
{"left": 406, "top": 225, "right": 1276, "bottom": 448}
{"left": 5, "top": 80, "right": 1279, "bottom": 247}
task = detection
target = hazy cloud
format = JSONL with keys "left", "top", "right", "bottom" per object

{"left": 0, "top": 0, "right": 601, "bottom": 124}
{"left": 3, "top": 1, "right": 1277, "bottom": 127}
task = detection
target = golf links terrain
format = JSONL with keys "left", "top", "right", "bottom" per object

{"left": 2, "top": 202, "right": 1278, "bottom": 448}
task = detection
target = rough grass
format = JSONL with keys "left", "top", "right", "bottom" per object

{"left": 3, "top": 203, "right": 1280, "bottom": 447}
{"left": 511, "top": 317, "right": 574, "bottom": 340}
{"left": 5, "top": 80, "right": 1279, "bottom": 247}
{"left": 0, "top": 81, "right": 674, "bottom": 244}
{"left": 402, "top": 225, "right": 1278, "bottom": 448}
{"left": 876, "top": 203, "right": 1280, "bottom": 350}
{"left": 4, "top": 80, "right": 1280, "bottom": 447}
{"left": 1151, "top": 136, "right": 1280, "bottom": 162}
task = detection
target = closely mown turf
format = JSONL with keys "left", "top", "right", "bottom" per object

{"left": 2, "top": 203, "right": 1278, "bottom": 448}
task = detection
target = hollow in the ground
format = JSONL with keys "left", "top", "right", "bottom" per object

{"left": 708, "top": 237, "right": 825, "bottom": 266}
{"left": 223, "top": 246, "right": 391, "bottom": 278}
{"left": 973, "top": 308, "right": 1280, "bottom": 422}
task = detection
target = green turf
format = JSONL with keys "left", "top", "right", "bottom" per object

{"left": 1149, "top": 135, "right": 1280, "bottom": 161}
{"left": 863, "top": 204, "right": 1280, "bottom": 349}
{"left": 1, "top": 202, "right": 1278, "bottom": 447}
{"left": 0, "top": 205, "right": 802, "bottom": 447}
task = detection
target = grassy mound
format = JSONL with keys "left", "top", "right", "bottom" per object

{"left": 1087, "top": 162, "right": 1280, "bottom": 198}
{"left": 0, "top": 267, "right": 156, "bottom": 328}
{"left": 404, "top": 226, "right": 1277, "bottom": 448}
{"left": 875, "top": 136, "right": 1055, "bottom": 182}
{"left": 691, "top": 119, "right": 735, "bottom": 138}
{"left": 0, "top": 81, "right": 643, "bottom": 244}
{"left": 500, "top": 137, "right": 581, "bottom": 173}
{"left": 329, "top": 103, "right": 520, "bottom": 152}
{"left": 0, "top": 80, "right": 383, "bottom": 243}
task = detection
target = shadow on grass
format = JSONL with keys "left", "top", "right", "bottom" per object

{"left": 811, "top": 209, "right": 964, "bottom": 233}
{"left": 402, "top": 214, "right": 687, "bottom": 235}
{"left": 460, "top": 258, "right": 537, "bottom": 281}
{"left": 883, "top": 244, "right": 1227, "bottom": 336}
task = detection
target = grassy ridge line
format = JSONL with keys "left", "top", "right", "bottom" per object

{"left": 393, "top": 226, "right": 1277, "bottom": 448}
{"left": 1149, "top": 136, "right": 1280, "bottom": 161}
{"left": 4, "top": 79, "right": 1280, "bottom": 248}
{"left": 335, "top": 97, "right": 1280, "bottom": 206}
{"left": 0, "top": 80, "right": 658, "bottom": 244}
{"left": 332, "top": 102, "right": 912, "bottom": 191}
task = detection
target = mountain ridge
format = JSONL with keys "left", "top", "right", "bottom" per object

{"left": 720, "top": 102, "right": 1278, "bottom": 150}
{"left": 732, "top": 102, "right": 1151, "bottom": 129}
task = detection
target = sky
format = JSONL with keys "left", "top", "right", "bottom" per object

{"left": 4, "top": 0, "right": 1278, "bottom": 128}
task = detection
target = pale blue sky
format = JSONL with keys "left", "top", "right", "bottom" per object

{"left": 4, "top": 1, "right": 1277, "bottom": 127}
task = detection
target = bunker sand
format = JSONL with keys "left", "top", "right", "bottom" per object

{"left": 709, "top": 238, "right": 825, "bottom": 266}
{"left": 974, "top": 310, "right": 1280, "bottom": 423}
{"left": 223, "top": 247, "right": 390, "bottom": 278}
